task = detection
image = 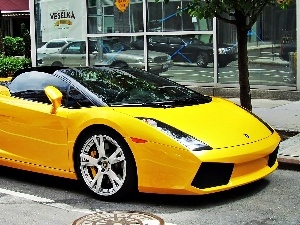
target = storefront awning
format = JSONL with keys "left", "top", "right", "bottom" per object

{"left": 0, "top": 0, "right": 29, "bottom": 12}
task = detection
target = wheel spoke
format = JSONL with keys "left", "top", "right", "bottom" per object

{"left": 108, "top": 147, "right": 125, "bottom": 164}
{"left": 93, "top": 135, "right": 106, "bottom": 157}
{"left": 107, "top": 170, "right": 123, "bottom": 190}
{"left": 80, "top": 153, "right": 98, "bottom": 166}
{"left": 90, "top": 171, "right": 104, "bottom": 192}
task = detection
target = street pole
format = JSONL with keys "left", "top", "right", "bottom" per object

{"left": 96, "top": 0, "right": 103, "bottom": 62}
{"left": 0, "top": 10, "right": 3, "bottom": 55}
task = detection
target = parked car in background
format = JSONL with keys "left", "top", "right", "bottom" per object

{"left": 37, "top": 38, "right": 76, "bottom": 65}
{"left": 37, "top": 38, "right": 76, "bottom": 54}
{"left": 42, "top": 40, "right": 173, "bottom": 74}
{"left": 132, "top": 36, "right": 237, "bottom": 68}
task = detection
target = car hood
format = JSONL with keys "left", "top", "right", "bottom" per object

{"left": 112, "top": 97, "right": 273, "bottom": 148}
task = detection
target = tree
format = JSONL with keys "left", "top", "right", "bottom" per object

{"left": 156, "top": 0, "right": 293, "bottom": 111}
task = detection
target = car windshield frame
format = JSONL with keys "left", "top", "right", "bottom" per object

{"left": 60, "top": 67, "right": 211, "bottom": 107}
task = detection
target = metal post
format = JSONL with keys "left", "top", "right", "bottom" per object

{"left": 0, "top": 10, "right": 3, "bottom": 54}
{"left": 96, "top": 0, "right": 103, "bottom": 62}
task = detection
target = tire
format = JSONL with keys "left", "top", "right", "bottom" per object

{"left": 218, "top": 60, "right": 229, "bottom": 68}
{"left": 51, "top": 61, "right": 64, "bottom": 67}
{"left": 75, "top": 130, "right": 137, "bottom": 201}
{"left": 196, "top": 52, "right": 209, "bottom": 67}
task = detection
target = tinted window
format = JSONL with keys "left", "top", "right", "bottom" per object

{"left": 169, "top": 37, "right": 183, "bottom": 45}
{"left": 66, "top": 86, "right": 95, "bottom": 108}
{"left": 47, "top": 41, "right": 67, "bottom": 48}
{"left": 8, "top": 71, "right": 69, "bottom": 105}
{"left": 63, "top": 42, "right": 84, "bottom": 54}
{"left": 150, "top": 36, "right": 167, "bottom": 43}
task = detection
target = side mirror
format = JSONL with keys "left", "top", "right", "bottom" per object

{"left": 0, "top": 85, "right": 11, "bottom": 96}
{"left": 44, "top": 86, "right": 63, "bottom": 114}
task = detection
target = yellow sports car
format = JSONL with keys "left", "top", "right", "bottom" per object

{"left": 0, "top": 66, "right": 280, "bottom": 201}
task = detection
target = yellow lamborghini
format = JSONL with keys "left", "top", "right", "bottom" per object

{"left": 0, "top": 66, "right": 280, "bottom": 201}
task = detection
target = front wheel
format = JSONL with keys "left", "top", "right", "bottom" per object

{"left": 196, "top": 52, "right": 209, "bottom": 67}
{"left": 75, "top": 130, "right": 137, "bottom": 201}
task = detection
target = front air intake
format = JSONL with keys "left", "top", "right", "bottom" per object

{"left": 191, "top": 162, "right": 234, "bottom": 189}
{"left": 268, "top": 146, "right": 279, "bottom": 168}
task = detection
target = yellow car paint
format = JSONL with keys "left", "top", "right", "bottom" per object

{"left": 0, "top": 85, "right": 280, "bottom": 196}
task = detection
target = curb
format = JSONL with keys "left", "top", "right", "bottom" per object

{"left": 278, "top": 157, "right": 300, "bottom": 171}
{"left": 248, "top": 60, "right": 289, "bottom": 66}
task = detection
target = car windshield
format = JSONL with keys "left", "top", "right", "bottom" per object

{"left": 61, "top": 67, "right": 211, "bottom": 107}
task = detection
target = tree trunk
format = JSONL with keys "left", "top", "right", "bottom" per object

{"left": 236, "top": 27, "right": 252, "bottom": 111}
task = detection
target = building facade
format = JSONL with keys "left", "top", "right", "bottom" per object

{"left": 0, "top": 0, "right": 30, "bottom": 37}
{"left": 30, "top": 0, "right": 299, "bottom": 91}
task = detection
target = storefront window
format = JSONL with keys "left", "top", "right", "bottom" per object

{"left": 87, "top": 0, "right": 143, "bottom": 34}
{"left": 217, "top": 4, "right": 297, "bottom": 87}
{"left": 154, "top": 34, "right": 214, "bottom": 83}
{"left": 32, "top": 0, "right": 297, "bottom": 89}
{"left": 87, "top": 36, "right": 146, "bottom": 69}
{"left": 147, "top": 0, "right": 212, "bottom": 32}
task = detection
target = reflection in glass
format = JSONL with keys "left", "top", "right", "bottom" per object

{"left": 154, "top": 34, "right": 215, "bottom": 83}
{"left": 87, "top": 37, "right": 174, "bottom": 75}
{"left": 147, "top": 0, "right": 212, "bottom": 32}
{"left": 87, "top": 0, "right": 143, "bottom": 34}
{"left": 217, "top": 4, "right": 297, "bottom": 87}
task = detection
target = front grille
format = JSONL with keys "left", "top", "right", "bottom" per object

{"left": 268, "top": 146, "right": 279, "bottom": 167}
{"left": 191, "top": 162, "right": 234, "bottom": 189}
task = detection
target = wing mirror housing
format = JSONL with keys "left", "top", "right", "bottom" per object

{"left": 44, "top": 86, "right": 63, "bottom": 114}
{"left": 0, "top": 85, "right": 11, "bottom": 96}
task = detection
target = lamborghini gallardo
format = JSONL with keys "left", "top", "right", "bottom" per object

{"left": 0, "top": 66, "right": 280, "bottom": 201}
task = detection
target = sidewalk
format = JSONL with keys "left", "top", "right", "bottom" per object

{"left": 229, "top": 98, "right": 300, "bottom": 170}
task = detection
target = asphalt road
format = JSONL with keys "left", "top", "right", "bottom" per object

{"left": 0, "top": 166, "right": 299, "bottom": 225}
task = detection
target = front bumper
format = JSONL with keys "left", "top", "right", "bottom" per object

{"left": 127, "top": 131, "right": 280, "bottom": 195}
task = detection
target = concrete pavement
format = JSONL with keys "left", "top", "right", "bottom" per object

{"left": 229, "top": 98, "right": 300, "bottom": 170}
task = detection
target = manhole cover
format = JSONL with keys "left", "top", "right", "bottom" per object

{"left": 72, "top": 211, "right": 165, "bottom": 225}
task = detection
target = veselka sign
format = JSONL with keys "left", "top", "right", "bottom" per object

{"left": 40, "top": 0, "right": 85, "bottom": 42}
{"left": 115, "top": 0, "right": 130, "bottom": 13}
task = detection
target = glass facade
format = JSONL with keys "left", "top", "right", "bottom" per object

{"left": 31, "top": 0, "right": 298, "bottom": 90}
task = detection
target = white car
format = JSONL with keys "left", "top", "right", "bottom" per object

{"left": 37, "top": 38, "right": 76, "bottom": 54}
{"left": 42, "top": 40, "right": 173, "bottom": 74}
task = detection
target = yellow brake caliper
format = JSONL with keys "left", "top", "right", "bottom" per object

{"left": 90, "top": 149, "right": 98, "bottom": 178}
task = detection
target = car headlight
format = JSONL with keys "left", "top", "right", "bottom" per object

{"left": 136, "top": 58, "right": 144, "bottom": 63}
{"left": 138, "top": 118, "right": 212, "bottom": 151}
{"left": 148, "top": 58, "right": 154, "bottom": 63}
{"left": 218, "top": 47, "right": 230, "bottom": 54}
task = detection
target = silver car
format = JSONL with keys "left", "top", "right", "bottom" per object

{"left": 42, "top": 40, "right": 173, "bottom": 73}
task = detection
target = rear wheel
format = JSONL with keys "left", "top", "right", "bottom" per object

{"left": 75, "top": 130, "right": 137, "bottom": 201}
{"left": 196, "top": 52, "right": 209, "bottom": 67}
{"left": 51, "top": 61, "right": 63, "bottom": 67}
{"left": 218, "top": 59, "right": 229, "bottom": 68}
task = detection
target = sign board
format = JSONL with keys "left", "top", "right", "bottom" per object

{"left": 40, "top": 0, "right": 86, "bottom": 42}
{"left": 115, "top": 0, "right": 130, "bottom": 13}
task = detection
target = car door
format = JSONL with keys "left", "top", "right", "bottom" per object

{"left": 0, "top": 72, "right": 70, "bottom": 171}
{"left": 168, "top": 36, "right": 194, "bottom": 62}
{"left": 148, "top": 36, "right": 171, "bottom": 54}
{"left": 60, "top": 41, "right": 86, "bottom": 66}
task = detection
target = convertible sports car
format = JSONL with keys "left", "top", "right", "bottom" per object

{"left": 0, "top": 66, "right": 280, "bottom": 201}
